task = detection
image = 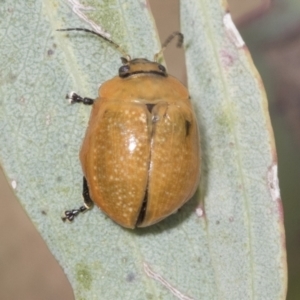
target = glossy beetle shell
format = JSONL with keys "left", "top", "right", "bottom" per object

{"left": 80, "top": 59, "right": 200, "bottom": 228}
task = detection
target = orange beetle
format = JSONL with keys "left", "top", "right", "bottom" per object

{"left": 60, "top": 28, "right": 200, "bottom": 228}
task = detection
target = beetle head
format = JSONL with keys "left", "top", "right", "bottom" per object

{"left": 119, "top": 58, "right": 167, "bottom": 78}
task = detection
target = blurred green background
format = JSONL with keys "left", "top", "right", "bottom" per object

{"left": 0, "top": 0, "right": 298, "bottom": 299}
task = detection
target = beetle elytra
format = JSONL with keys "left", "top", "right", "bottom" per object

{"left": 59, "top": 28, "right": 201, "bottom": 228}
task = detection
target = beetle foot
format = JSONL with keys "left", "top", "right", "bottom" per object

{"left": 66, "top": 91, "right": 79, "bottom": 104}
{"left": 66, "top": 92, "right": 94, "bottom": 105}
{"left": 62, "top": 205, "right": 87, "bottom": 222}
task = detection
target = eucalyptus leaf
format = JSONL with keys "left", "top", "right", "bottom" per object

{"left": 0, "top": 0, "right": 287, "bottom": 299}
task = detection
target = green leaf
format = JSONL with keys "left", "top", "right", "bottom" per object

{"left": 181, "top": 1, "right": 287, "bottom": 299}
{"left": 0, "top": 0, "right": 287, "bottom": 299}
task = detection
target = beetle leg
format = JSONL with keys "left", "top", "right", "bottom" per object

{"left": 62, "top": 177, "right": 94, "bottom": 222}
{"left": 82, "top": 177, "right": 94, "bottom": 208}
{"left": 66, "top": 91, "right": 94, "bottom": 105}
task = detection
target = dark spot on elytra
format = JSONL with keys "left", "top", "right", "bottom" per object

{"left": 185, "top": 120, "right": 191, "bottom": 136}
{"left": 146, "top": 103, "right": 155, "bottom": 113}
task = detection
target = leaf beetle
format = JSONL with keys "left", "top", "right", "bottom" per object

{"left": 59, "top": 28, "right": 201, "bottom": 228}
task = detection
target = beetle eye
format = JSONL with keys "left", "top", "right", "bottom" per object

{"left": 119, "top": 65, "right": 130, "bottom": 76}
{"left": 158, "top": 64, "right": 166, "bottom": 73}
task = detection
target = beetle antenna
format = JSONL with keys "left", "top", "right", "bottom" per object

{"left": 57, "top": 28, "right": 130, "bottom": 60}
{"left": 154, "top": 31, "right": 184, "bottom": 62}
